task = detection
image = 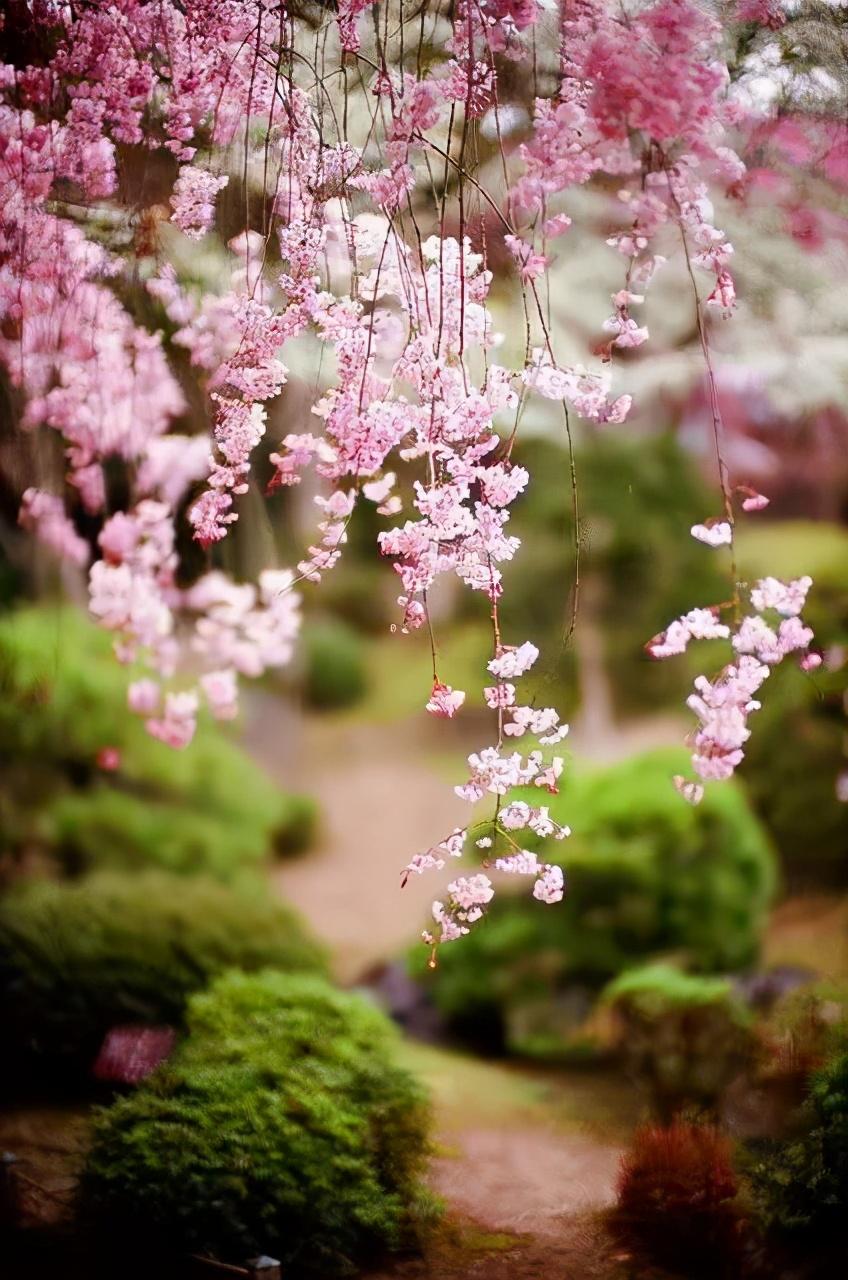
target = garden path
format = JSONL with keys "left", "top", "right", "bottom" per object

{"left": 240, "top": 691, "right": 679, "bottom": 1278}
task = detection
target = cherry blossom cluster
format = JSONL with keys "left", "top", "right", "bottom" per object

{"left": 647, "top": 496, "right": 818, "bottom": 799}
{"left": 1, "top": 2, "right": 303, "bottom": 746}
{"left": 513, "top": 0, "right": 747, "bottom": 361}
{"left": 406, "top": 640, "right": 570, "bottom": 950}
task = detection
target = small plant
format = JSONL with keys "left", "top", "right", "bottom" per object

{"left": 603, "top": 963, "right": 754, "bottom": 1120}
{"left": 757, "top": 981, "right": 848, "bottom": 1108}
{"left": 0, "top": 871, "right": 327, "bottom": 1079}
{"left": 615, "top": 1121, "right": 744, "bottom": 1274}
{"left": 749, "top": 1047, "right": 848, "bottom": 1243}
{"left": 84, "top": 970, "right": 435, "bottom": 1275}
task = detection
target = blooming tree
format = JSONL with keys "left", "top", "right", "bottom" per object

{"left": 0, "top": 0, "right": 832, "bottom": 957}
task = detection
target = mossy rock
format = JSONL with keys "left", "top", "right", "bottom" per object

{"left": 603, "top": 963, "right": 754, "bottom": 1118}
{"left": 84, "top": 970, "right": 435, "bottom": 1275}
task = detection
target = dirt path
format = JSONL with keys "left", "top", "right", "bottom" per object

{"left": 431, "top": 1126, "right": 621, "bottom": 1233}
{"left": 241, "top": 692, "right": 648, "bottom": 1277}
{"left": 243, "top": 692, "right": 470, "bottom": 982}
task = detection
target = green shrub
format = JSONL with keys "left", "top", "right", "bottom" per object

{"left": 604, "top": 964, "right": 754, "bottom": 1119}
{"left": 45, "top": 788, "right": 261, "bottom": 880}
{"left": 45, "top": 786, "right": 316, "bottom": 878}
{"left": 0, "top": 871, "right": 327, "bottom": 1076}
{"left": 749, "top": 1047, "right": 848, "bottom": 1242}
{"left": 317, "top": 562, "right": 395, "bottom": 635}
{"left": 84, "top": 971, "right": 434, "bottom": 1275}
{"left": 300, "top": 617, "right": 368, "bottom": 710}
{"left": 741, "top": 664, "right": 848, "bottom": 888}
{"left": 615, "top": 1122, "right": 744, "bottom": 1274}
{"left": 414, "top": 749, "right": 776, "bottom": 1054}
{"left": 0, "top": 605, "right": 316, "bottom": 878}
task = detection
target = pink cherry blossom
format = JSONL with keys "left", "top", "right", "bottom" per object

{"left": 742, "top": 486, "right": 773, "bottom": 512}
{"left": 19, "top": 489, "right": 89, "bottom": 567}
{"left": 533, "top": 864, "right": 565, "bottom": 904}
{"left": 128, "top": 679, "right": 161, "bottom": 716}
{"left": 484, "top": 683, "right": 516, "bottom": 709}
{"left": 673, "top": 775, "right": 705, "bottom": 806}
{"left": 200, "top": 669, "right": 239, "bottom": 721}
{"left": 488, "top": 642, "right": 539, "bottom": 680}
{"left": 647, "top": 608, "right": 731, "bottom": 659}
{"left": 750, "top": 576, "right": 813, "bottom": 617}
{"left": 504, "top": 234, "right": 548, "bottom": 282}
{"left": 170, "top": 166, "right": 229, "bottom": 240}
{"left": 495, "top": 850, "right": 540, "bottom": 876}
{"left": 146, "top": 691, "right": 199, "bottom": 751}
{"left": 691, "top": 521, "right": 733, "bottom": 547}
{"left": 426, "top": 682, "right": 466, "bottom": 719}
{"left": 0, "top": 0, "right": 818, "bottom": 957}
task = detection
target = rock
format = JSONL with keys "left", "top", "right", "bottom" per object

{"left": 733, "top": 966, "right": 817, "bottom": 1012}
{"left": 358, "top": 961, "right": 446, "bottom": 1043}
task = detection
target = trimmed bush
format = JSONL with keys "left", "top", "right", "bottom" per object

{"left": 415, "top": 749, "right": 776, "bottom": 1054}
{"left": 300, "top": 617, "right": 368, "bottom": 710}
{"left": 616, "top": 1122, "right": 743, "bottom": 1274}
{"left": 0, "top": 606, "right": 316, "bottom": 879}
{"left": 0, "top": 871, "right": 327, "bottom": 1076}
{"left": 749, "top": 1047, "right": 848, "bottom": 1242}
{"left": 604, "top": 964, "right": 754, "bottom": 1119}
{"left": 84, "top": 971, "right": 434, "bottom": 1276}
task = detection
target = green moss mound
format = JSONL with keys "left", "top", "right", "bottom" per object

{"left": 84, "top": 971, "right": 434, "bottom": 1276}
{"left": 0, "top": 871, "right": 327, "bottom": 1076}
{"left": 414, "top": 749, "right": 776, "bottom": 1054}
{"left": 604, "top": 964, "right": 754, "bottom": 1118}
{"left": 0, "top": 605, "right": 316, "bottom": 878}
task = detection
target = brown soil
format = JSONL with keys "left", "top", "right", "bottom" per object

{"left": 430, "top": 1127, "right": 621, "bottom": 1239}
{"left": 244, "top": 697, "right": 471, "bottom": 983}
{"left": 365, "top": 1214, "right": 638, "bottom": 1280}
{"left": 0, "top": 1103, "right": 88, "bottom": 1231}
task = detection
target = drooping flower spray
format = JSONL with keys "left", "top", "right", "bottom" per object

{"left": 0, "top": 2, "right": 819, "bottom": 952}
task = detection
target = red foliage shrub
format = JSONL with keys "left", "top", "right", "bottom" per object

{"left": 615, "top": 1122, "right": 744, "bottom": 1274}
